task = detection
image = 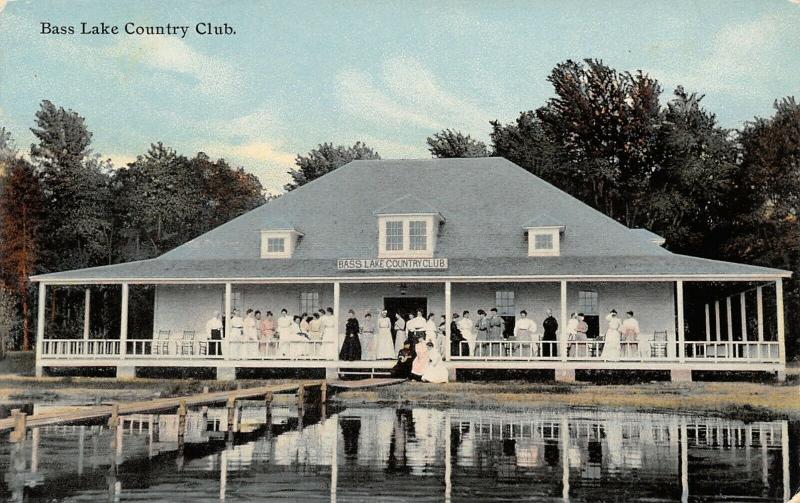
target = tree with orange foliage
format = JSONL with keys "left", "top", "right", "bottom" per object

{"left": 0, "top": 158, "right": 44, "bottom": 350}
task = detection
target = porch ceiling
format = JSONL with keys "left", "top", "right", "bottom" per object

{"left": 30, "top": 254, "right": 790, "bottom": 284}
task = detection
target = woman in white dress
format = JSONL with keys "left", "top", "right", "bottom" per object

{"left": 227, "top": 309, "right": 244, "bottom": 359}
{"left": 276, "top": 308, "right": 294, "bottom": 356}
{"left": 422, "top": 343, "right": 448, "bottom": 383}
{"left": 457, "top": 310, "right": 476, "bottom": 356}
{"left": 425, "top": 313, "right": 438, "bottom": 348}
{"left": 242, "top": 309, "right": 259, "bottom": 358}
{"left": 393, "top": 313, "right": 407, "bottom": 355}
{"left": 320, "top": 307, "right": 338, "bottom": 359}
{"left": 601, "top": 309, "right": 622, "bottom": 360}
{"left": 375, "top": 310, "right": 395, "bottom": 360}
{"left": 513, "top": 309, "right": 538, "bottom": 356}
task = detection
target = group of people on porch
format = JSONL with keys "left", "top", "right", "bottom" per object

{"left": 203, "top": 304, "right": 642, "bottom": 362}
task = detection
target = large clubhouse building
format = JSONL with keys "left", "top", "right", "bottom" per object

{"left": 31, "top": 158, "right": 790, "bottom": 381}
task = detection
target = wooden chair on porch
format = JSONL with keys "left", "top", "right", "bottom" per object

{"left": 650, "top": 331, "right": 668, "bottom": 358}
{"left": 154, "top": 330, "right": 171, "bottom": 355}
{"left": 180, "top": 330, "right": 195, "bottom": 355}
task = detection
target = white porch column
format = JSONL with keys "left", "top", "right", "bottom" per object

{"left": 704, "top": 304, "right": 710, "bottom": 341}
{"left": 740, "top": 292, "right": 747, "bottom": 341}
{"left": 120, "top": 283, "right": 129, "bottom": 357}
{"left": 224, "top": 283, "right": 231, "bottom": 361}
{"left": 676, "top": 281, "right": 685, "bottom": 362}
{"left": 560, "top": 280, "right": 567, "bottom": 361}
{"left": 35, "top": 282, "right": 46, "bottom": 377}
{"left": 83, "top": 288, "right": 91, "bottom": 341}
{"left": 333, "top": 282, "right": 341, "bottom": 351}
{"left": 444, "top": 281, "right": 452, "bottom": 362}
{"left": 725, "top": 297, "right": 733, "bottom": 341}
{"left": 714, "top": 301, "right": 721, "bottom": 341}
{"left": 756, "top": 286, "right": 764, "bottom": 342}
{"left": 775, "top": 279, "right": 785, "bottom": 365}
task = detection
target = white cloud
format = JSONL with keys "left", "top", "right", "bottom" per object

{"left": 103, "top": 36, "right": 242, "bottom": 98}
{"left": 648, "top": 15, "right": 798, "bottom": 97}
{"left": 360, "top": 136, "right": 427, "bottom": 159}
{"left": 335, "top": 56, "right": 494, "bottom": 137}
{"left": 336, "top": 69, "right": 442, "bottom": 130}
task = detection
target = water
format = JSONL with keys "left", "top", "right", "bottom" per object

{"left": 0, "top": 402, "right": 796, "bottom": 502}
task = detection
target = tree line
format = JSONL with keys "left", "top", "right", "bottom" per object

{"left": 287, "top": 59, "right": 799, "bottom": 358}
{"left": 0, "top": 58, "right": 797, "bottom": 357}
{"left": 0, "top": 101, "right": 266, "bottom": 349}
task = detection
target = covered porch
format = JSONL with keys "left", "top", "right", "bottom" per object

{"left": 32, "top": 274, "right": 788, "bottom": 382}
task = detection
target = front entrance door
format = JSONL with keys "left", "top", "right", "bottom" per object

{"left": 384, "top": 297, "right": 427, "bottom": 344}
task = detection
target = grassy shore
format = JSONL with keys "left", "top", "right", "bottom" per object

{"left": 1, "top": 352, "right": 797, "bottom": 421}
{"left": 0, "top": 374, "right": 796, "bottom": 421}
{"left": 333, "top": 380, "right": 800, "bottom": 421}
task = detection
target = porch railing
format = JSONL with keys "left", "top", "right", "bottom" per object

{"left": 39, "top": 337, "right": 782, "bottom": 364}
{"left": 41, "top": 339, "right": 121, "bottom": 358}
{"left": 39, "top": 338, "right": 336, "bottom": 361}
{"left": 683, "top": 341, "right": 780, "bottom": 361}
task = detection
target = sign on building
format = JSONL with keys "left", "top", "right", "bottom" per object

{"left": 337, "top": 258, "right": 448, "bottom": 271}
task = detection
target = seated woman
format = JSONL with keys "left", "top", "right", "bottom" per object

{"left": 422, "top": 342, "right": 449, "bottom": 383}
{"left": 390, "top": 341, "right": 414, "bottom": 379}
{"left": 411, "top": 335, "right": 430, "bottom": 381}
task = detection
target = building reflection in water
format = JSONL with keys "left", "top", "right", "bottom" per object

{"left": 0, "top": 404, "right": 796, "bottom": 502}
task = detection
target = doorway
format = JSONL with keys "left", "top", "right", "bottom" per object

{"left": 384, "top": 297, "right": 427, "bottom": 344}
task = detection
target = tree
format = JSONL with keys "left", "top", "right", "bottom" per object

{"left": 491, "top": 111, "right": 560, "bottom": 180}
{"left": 191, "top": 152, "right": 265, "bottom": 230}
{"left": 731, "top": 98, "right": 800, "bottom": 356}
{"left": 113, "top": 143, "right": 204, "bottom": 260}
{"left": 426, "top": 129, "right": 489, "bottom": 158}
{"left": 644, "top": 88, "right": 740, "bottom": 255}
{"left": 0, "top": 158, "right": 44, "bottom": 350}
{"left": 30, "top": 100, "right": 112, "bottom": 271}
{"left": 535, "top": 59, "right": 663, "bottom": 226}
{"left": 285, "top": 142, "right": 380, "bottom": 191}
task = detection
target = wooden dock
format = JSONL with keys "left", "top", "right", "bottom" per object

{"left": 0, "top": 380, "right": 326, "bottom": 441}
{"left": 328, "top": 377, "right": 405, "bottom": 390}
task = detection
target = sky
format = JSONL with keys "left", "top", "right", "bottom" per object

{"left": 1, "top": 0, "right": 799, "bottom": 193}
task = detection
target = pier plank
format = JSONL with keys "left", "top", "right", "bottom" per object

{"left": 0, "top": 381, "right": 323, "bottom": 434}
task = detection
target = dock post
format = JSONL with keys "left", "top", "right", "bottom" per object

{"left": 297, "top": 384, "right": 306, "bottom": 430}
{"left": 108, "top": 403, "right": 119, "bottom": 428}
{"left": 320, "top": 382, "right": 328, "bottom": 404}
{"left": 226, "top": 396, "right": 236, "bottom": 443}
{"left": 9, "top": 409, "right": 26, "bottom": 443}
{"left": 177, "top": 399, "right": 187, "bottom": 450}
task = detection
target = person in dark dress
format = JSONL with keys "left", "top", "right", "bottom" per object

{"left": 339, "top": 309, "right": 362, "bottom": 360}
{"left": 391, "top": 340, "right": 414, "bottom": 378}
{"left": 541, "top": 308, "right": 559, "bottom": 357}
{"left": 450, "top": 313, "right": 466, "bottom": 357}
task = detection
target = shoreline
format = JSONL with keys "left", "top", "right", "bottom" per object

{"left": 0, "top": 375, "right": 797, "bottom": 421}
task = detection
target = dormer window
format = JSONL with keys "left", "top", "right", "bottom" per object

{"left": 266, "top": 237, "right": 285, "bottom": 253}
{"left": 379, "top": 217, "right": 435, "bottom": 257}
{"left": 524, "top": 215, "right": 564, "bottom": 257}
{"left": 260, "top": 226, "right": 303, "bottom": 259}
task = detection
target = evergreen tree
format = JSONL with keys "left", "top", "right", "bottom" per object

{"left": 30, "top": 100, "right": 112, "bottom": 271}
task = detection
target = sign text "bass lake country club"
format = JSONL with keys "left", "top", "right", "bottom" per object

{"left": 337, "top": 258, "right": 449, "bottom": 271}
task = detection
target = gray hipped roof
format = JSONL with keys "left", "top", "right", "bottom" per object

{"left": 31, "top": 158, "right": 790, "bottom": 283}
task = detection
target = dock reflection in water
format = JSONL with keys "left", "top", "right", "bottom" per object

{"left": 0, "top": 403, "right": 796, "bottom": 502}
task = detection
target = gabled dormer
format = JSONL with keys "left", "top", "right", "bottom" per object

{"left": 374, "top": 194, "right": 445, "bottom": 258}
{"left": 523, "top": 214, "right": 565, "bottom": 257}
{"left": 260, "top": 219, "right": 304, "bottom": 259}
